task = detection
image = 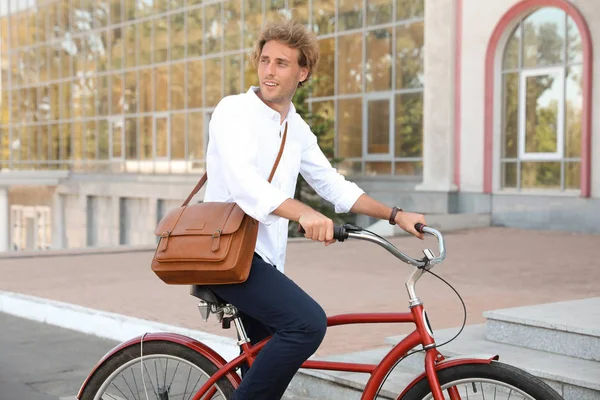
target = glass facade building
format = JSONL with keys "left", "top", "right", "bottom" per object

{"left": 2, "top": 0, "right": 596, "bottom": 253}
{"left": 0, "top": 0, "right": 425, "bottom": 177}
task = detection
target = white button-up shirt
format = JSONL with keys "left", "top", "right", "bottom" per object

{"left": 203, "top": 87, "right": 364, "bottom": 272}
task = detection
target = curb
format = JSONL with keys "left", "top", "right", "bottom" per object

{"left": 0, "top": 290, "right": 397, "bottom": 399}
{"left": 0, "top": 245, "right": 156, "bottom": 259}
{"left": 0, "top": 290, "right": 239, "bottom": 361}
{"left": 0, "top": 238, "right": 311, "bottom": 260}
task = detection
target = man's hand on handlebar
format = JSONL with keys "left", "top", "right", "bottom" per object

{"left": 298, "top": 210, "right": 427, "bottom": 244}
{"left": 395, "top": 211, "right": 427, "bottom": 240}
{"left": 298, "top": 212, "right": 336, "bottom": 246}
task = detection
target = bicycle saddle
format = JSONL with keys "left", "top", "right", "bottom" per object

{"left": 190, "top": 285, "right": 228, "bottom": 307}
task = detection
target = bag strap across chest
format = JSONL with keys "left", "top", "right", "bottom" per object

{"left": 182, "top": 121, "right": 289, "bottom": 207}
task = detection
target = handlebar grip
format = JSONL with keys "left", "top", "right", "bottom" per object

{"left": 298, "top": 225, "right": 349, "bottom": 242}
{"left": 414, "top": 223, "right": 426, "bottom": 234}
{"left": 334, "top": 225, "right": 349, "bottom": 241}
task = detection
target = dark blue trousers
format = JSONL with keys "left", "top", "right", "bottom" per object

{"left": 208, "top": 253, "right": 327, "bottom": 400}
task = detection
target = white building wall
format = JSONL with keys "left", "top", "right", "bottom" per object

{"left": 64, "top": 194, "right": 86, "bottom": 249}
{"left": 160, "top": 200, "right": 183, "bottom": 218}
{"left": 576, "top": 0, "right": 600, "bottom": 198}
{"left": 58, "top": 174, "right": 203, "bottom": 249}
{"left": 459, "top": 0, "right": 600, "bottom": 198}
{"left": 459, "top": 0, "right": 520, "bottom": 193}
{"left": 52, "top": 193, "right": 66, "bottom": 249}
{"left": 125, "top": 197, "right": 154, "bottom": 245}
{"left": 419, "top": 0, "right": 458, "bottom": 192}
{"left": 162, "top": 199, "right": 183, "bottom": 211}
{"left": 0, "top": 187, "right": 8, "bottom": 252}
{"left": 95, "top": 196, "right": 115, "bottom": 247}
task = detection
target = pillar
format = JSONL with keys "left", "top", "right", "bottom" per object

{"left": 0, "top": 187, "right": 8, "bottom": 252}
{"left": 417, "top": 0, "right": 458, "bottom": 192}
{"left": 52, "top": 191, "right": 66, "bottom": 249}
{"left": 111, "top": 195, "right": 120, "bottom": 246}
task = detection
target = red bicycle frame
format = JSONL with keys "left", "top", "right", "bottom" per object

{"left": 192, "top": 304, "right": 462, "bottom": 400}
{"left": 75, "top": 225, "right": 505, "bottom": 400}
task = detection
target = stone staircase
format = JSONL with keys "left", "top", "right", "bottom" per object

{"left": 483, "top": 297, "right": 600, "bottom": 363}
{"left": 286, "top": 298, "right": 600, "bottom": 399}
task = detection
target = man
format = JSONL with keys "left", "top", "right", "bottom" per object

{"left": 204, "top": 19, "right": 426, "bottom": 400}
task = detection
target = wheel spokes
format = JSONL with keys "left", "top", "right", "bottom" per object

{"left": 95, "top": 355, "right": 226, "bottom": 400}
{"left": 425, "top": 379, "right": 538, "bottom": 399}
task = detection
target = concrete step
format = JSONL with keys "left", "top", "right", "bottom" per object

{"left": 385, "top": 324, "right": 600, "bottom": 400}
{"left": 282, "top": 391, "right": 324, "bottom": 400}
{"left": 483, "top": 297, "right": 600, "bottom": 362}
{"left": 286, "top": 347, "right": 421, "bottom": 400}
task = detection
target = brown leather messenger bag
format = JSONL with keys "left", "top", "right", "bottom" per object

{"left": 151, "top": 123, "right": 288, "bottom": 285}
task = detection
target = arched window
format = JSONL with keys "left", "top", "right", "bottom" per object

{"left": 500, "top": 7, "right": 583, "bottom": 191}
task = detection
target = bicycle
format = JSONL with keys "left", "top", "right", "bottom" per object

{"left": 77, "top": 223, "right": 563, "bottom": 400}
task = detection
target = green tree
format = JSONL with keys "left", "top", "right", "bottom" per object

{"left": 288, "top": 80, "right": 351, "bottom": 237}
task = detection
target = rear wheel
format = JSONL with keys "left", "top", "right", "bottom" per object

{"left": 80, "top": 340, "right": 236, "bottom": 400}
{"left": 400, "top": 361, "right": 563, "bottom": 399}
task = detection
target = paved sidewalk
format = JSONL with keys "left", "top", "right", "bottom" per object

{"left": 0, "top": 312, "right": 117, "bottom": 400}
{"left": 1, "top": 227, "right": 599, "bottom": 357}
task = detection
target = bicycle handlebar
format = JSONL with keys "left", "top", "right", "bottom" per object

{"left": 414, "top": 222, "right": 426, "bottom": 234}
{"left": 297, "top": 223, "right": 446, "bottom": 268}
{"left": 297, "top": 225, "right": 348, "bottom": 241}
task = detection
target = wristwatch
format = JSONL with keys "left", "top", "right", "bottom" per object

{"left": 389, "top": 206, "right": 402, "bottom": 225}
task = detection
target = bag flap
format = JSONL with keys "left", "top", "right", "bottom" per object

{"left": 155, "top": 202, "right": 247, "bottom": 237}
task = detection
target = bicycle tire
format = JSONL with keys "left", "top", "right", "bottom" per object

{"left": 80, "top": 340, "right": 236, "bottom": 400}
{"left": 399, "top": 361, "right": 563, "bottom": 400}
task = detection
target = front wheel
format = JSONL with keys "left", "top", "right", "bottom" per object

{"left": 400, "top": 361, "right": 563, "bottom": 400}
{"left": 80, "top": 340, "right": 236, "bottom": 400}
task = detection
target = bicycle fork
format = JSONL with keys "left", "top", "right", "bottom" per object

{"left": 424, "top": 349, "right": 462, "bottom": 400}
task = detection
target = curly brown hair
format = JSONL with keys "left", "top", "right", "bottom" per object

{"left": 250, "top": 19, "right": 320, "bottom": 87}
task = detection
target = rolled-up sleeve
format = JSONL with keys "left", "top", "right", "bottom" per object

{"left": 299, "top": 131, "right": 364, "bottom": 213}
{"left": 209, "top": 99, "right": 290, "bottom": 225}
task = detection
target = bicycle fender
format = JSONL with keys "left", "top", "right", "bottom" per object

{"left": 396, "top": 354, "right": 499, "bottom": 399}
{"left": 77, "top": 332, "right": 242, "bottom": 399}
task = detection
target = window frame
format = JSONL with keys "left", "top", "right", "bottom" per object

{"left": 363, "top": 92, "right": 394, "bottom": 160}
{"left": 108, "top": 115, "right": 125, "bottom": 161}
{"left": 518, "top": 66, "right": 565, "bottom": 161}
{"left": 496, "top": 7, "right": 586, "bottom": 193}
{"left": 152, "top": 112, "right": 171, "bottom": 161}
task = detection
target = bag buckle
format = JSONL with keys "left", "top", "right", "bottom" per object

{"left": 159, "top": 230, "right": 171, "bottom": 252}
{"left": 212, "top": 229, "right": 222, "bottom": 252}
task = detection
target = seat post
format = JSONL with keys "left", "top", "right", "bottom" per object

{"left": 233, "top": 316, "right": 250, "bottom": 345}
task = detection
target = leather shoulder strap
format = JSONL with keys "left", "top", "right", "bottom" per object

{"left": 267, "top": 122, "right": 287, "bottom": 183}
{"left": 182, "top": 173, "right": 207, "bottom": 207}
{"left": 182, "top": 122, "right": 289, "bottom": 207}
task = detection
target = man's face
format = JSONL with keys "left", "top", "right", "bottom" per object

{"left": 257, "top": 40, "right": 309, "bottom": 106}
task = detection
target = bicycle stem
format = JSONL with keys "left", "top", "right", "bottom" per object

{"left": 405, "top": 267, "right": 426, "bottom": 306}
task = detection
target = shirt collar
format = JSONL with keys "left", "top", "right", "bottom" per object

{"left": 247, "top": 86, "right": 296, "bottom": 123}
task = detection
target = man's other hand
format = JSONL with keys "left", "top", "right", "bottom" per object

{"left": 395, "top": 211, "right": 427, "bottom": 240}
